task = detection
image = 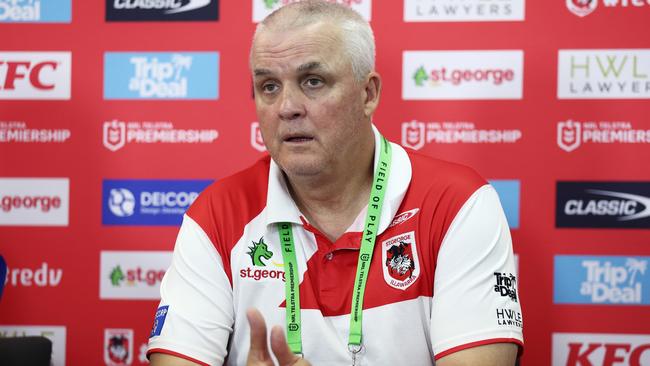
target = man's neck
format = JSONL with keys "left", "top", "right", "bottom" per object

{"left": 285, "top": 133, "right": 376, "bottom": 242}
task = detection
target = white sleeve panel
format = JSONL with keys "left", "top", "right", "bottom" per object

{"left": 148, "top": 214, "right": 234, "bottom": 366}
{"left": 430, "top": 184, "right": 523, "bottom": 357}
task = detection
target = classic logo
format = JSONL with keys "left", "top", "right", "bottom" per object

{"left": 557, "top": 119, "right": 650, "bottom": 152}
{"left": 489, "top": 180, "right": 520, "bottom": 229}
{"left": 4, "top": 262, "right": 63, "bottom": 287}
{"left": 494, "top": 272, "right": 518, "bottom": 302}
{"left": 556, "top": 182, "right": 650, "bottom": 228}
{"left": 0, "top": 178, "right": 69, "bottom": 226}
{"left": 0, "top": 325, "right": 66, "bottom": 366}
{"left": 558, "top": 49, "right": 650, "bottom": 99}
{"left": 382, "top": 231, "right": 420, "bottom": 290}
{"left": 100, "top": 251, "right": 172, "bottom": 300}
{"left": 0, "top": 52, "right": 71, "bottom": 100}
{"left": 252, "top": 0, "right": 372, "bottom": 22}
{"left": 388, "top": 208, "right": 419, "bottom": 228}
{"left": 401, "top": 120, "right": 522, "bottom": 150}
{"left": 104, "top": 52, "right": 219, "bottom": 100}
{"left": 557, "top": 120, "right": 582, "bottom": 152}
{"left": 106, "top": 0, "right": 219, "bottom": 21}
{"left": 251, "top": 122, "right": 266, "bottom": 152}
{"left": 102, "top": 119, "right": 218, "bottom": 152}
{"left": 552, "top": 333, "right": 650, "bottom": 366}
{"left": 404, "top": 0, "right": 525, "bottom": 22}
{"left": 403, "top": 50, "right": 523, "bottom": 100}
{"left": 102, "top": 179, "right": 212, "bottom": 226}
{"left": 240, "top": 237, "right": 285, "bottom": 281}
{"left": 104, "top": 328, "right": 133, "bottom": 366}
{"left": 554, "top": 255, "right": 649, "bottom": 305}
{"left": 0, "top": 0, "right": 72, "bottom": 23}
{"left": 0, "top": 120, "right": 71, "bottom": 143}
{"left": 566, "top": 0, "right": 597, "bottom": 17}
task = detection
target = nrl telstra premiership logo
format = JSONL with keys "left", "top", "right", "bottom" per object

{"left": 566, "top": 0, "right": 598, "bottom": 17}
{"left": 557, "top": 120, "right": 581, "bottom": 152}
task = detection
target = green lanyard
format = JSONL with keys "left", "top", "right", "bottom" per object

{"left": 277, "top": 135, "right": 393, "bottom": 358}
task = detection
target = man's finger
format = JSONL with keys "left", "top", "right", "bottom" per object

{"left": 247, "top": 308, "right": 271, "bottom": 362}
{"left": 270, "top": 325, "right": 304, "bottom": 366}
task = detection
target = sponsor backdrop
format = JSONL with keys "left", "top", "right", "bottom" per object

{"left": 0, "top": 0, "right": 648, "bottom": 365}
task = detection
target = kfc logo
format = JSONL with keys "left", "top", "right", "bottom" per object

{"left": 401, "top": 120, "right": 426, "bottom": 150}
{"left": 251, "top": 122, "right": 266, "bottom": 152}
{"left": 557, "top": 120, "right": 582, "bottom": 152}
{"left": 0, "top": 52, "right": 71, "bottom": 99}
{"left": 566, "top": 0, "right": 598, "bottom": 17}
{"left": 553, "top": 333, "right": 650, "bottom": 366}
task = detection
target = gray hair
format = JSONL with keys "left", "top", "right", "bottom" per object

{"left": 251, "top": 0, "right": 376, "bottom": 82}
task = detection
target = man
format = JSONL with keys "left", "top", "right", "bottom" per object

{"left": 147, "top": 1, "right": 523, "bottom": 365}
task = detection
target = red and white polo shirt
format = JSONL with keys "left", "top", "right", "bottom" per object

{"left": 147, "top": 128, "right": 524, "bottom": 365}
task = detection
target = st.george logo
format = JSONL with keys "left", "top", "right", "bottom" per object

{"left": 382, "top": 231, "right": 420, "bottom": 290}
{"left": 248, "top": 237, "right": 273, "bottom": 266}
{"left": 566, "top": 0, "right": 598, "bottom": 17}
{"left": 557, "top": 120, "right": 581, "bottom": 152}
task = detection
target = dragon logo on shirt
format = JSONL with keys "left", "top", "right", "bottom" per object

{"left": 382, "top": 231, "right": 420, "bottom": 290}
{"left": 248, "top": 237, "right": 273, "bottom": 266}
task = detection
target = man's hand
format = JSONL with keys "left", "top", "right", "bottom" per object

{"left": 246, "top": 308, "right": 311, "bottom": 366}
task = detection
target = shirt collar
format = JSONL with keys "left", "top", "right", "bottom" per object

{"left": 264, "top": 124, "right": 412, "bottom": 235}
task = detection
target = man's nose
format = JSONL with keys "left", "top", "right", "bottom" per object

{"left": 278, "top": 85, "right": 305, "bottom": 121}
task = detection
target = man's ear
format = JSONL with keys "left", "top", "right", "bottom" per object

{"left": 363, "top": 72, "right": 382, "bottom": 117}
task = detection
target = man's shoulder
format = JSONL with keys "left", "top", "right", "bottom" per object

{"left": 187, "top": 155, "right": 271, "bottom": 221}
{"left": 404, "top": 147, "right": 487, "bottom": 192}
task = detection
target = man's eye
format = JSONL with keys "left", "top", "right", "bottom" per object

{"left": 262, "top": 83, "right": 278, "bottom": 93}
{"left": 304, "top": 78, "right": 323, "bottom": 88}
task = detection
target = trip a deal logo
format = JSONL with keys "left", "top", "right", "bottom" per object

{"left": 0, "top": 0, "right": 72, "bottom": 23}
{"left": 556, "top": 181, "right": 650, "bottom": 229}
{"left": 106, "top": 0, "right": 219, "bottom": 21}
{"left": 0, "top": 51, "right": 71, "bottom": 100}
{"left": 554, "top": 255, "right": 649, "bottom": 305}
{"left": 553, "top": 332, "right": 650, "bottom": 366}
{"left": 102, "top": 179, "right": 212, "bottom": 226}
{"left": 558, "top": 49, "right": 650, "bottom": 99}
{"left": 104, "top": 52, "right": 219, "bottom": 100}
{"left": 403, "top": 50, "right": 523, "bottom": 100}
{"left": 252, "top": 0, "right": 372, "bottom": 22}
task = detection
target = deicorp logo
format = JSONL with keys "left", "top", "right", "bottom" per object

{"left": 556, "top": 182, "right": 650, "bottom": 228}
{"left": 558, "top": 49, "right": 650, "bottom": 99}
{"left": 100, "top": 251, "right": 172, "bottom": 300}
{"left": 0, "top": 178, "right": 69, "bottom": 226}
{"left": 555, "top": 255, "right": 649, "bottom": 305}
{"left": 404, "top": 0, "right": 525, "bottom": 22}
{"left": 553, "top": 333, "right": 650, "bottom": 365}
{"left": 0, "top": 0, "right": 71, "bottom": 23}
{"left": 106, "top": 0, "right": 218, "bottom": 21}
{"left": 0, "top": 52, "right": 71, "bottom": 100}
{"left": 104, "top": 52, "right": 219, "bottom": 100}
{"left": 253, "top": 0, "right": 372, "bottom": 22}
{"left": 102, "top": 179, "right": 212, "bottom": 226}
{"left": 403, "top": 50, "right": 523, "bottom": 100}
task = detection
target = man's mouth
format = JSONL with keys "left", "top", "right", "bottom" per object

{"left": 284, "top": 135, "right": 314, "bottom": 143}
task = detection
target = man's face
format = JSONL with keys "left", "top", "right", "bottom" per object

{"left": 251, "top": 22, "right": 369, "bottom": 178}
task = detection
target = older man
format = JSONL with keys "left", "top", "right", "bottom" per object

{"left": 147, "top": 1, "right": 523, "bottom": 365}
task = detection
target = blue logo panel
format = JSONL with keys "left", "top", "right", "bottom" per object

{"left": 102, "top": 179, "right": 213, "bottom": 226}
{"left": 150, "top": 305, "right": 169, "bottom": 338}
{"left": 104, "top": 52, "right": 219, "bottom": 100}
{"left": 489, "top": 180, "right": 520, "bottom": 229}
{"left": 554, "top": 255, "right": 650, "bottom": 305}
{"left": 0, "top": 0, "right": 71, "bottom": 23}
